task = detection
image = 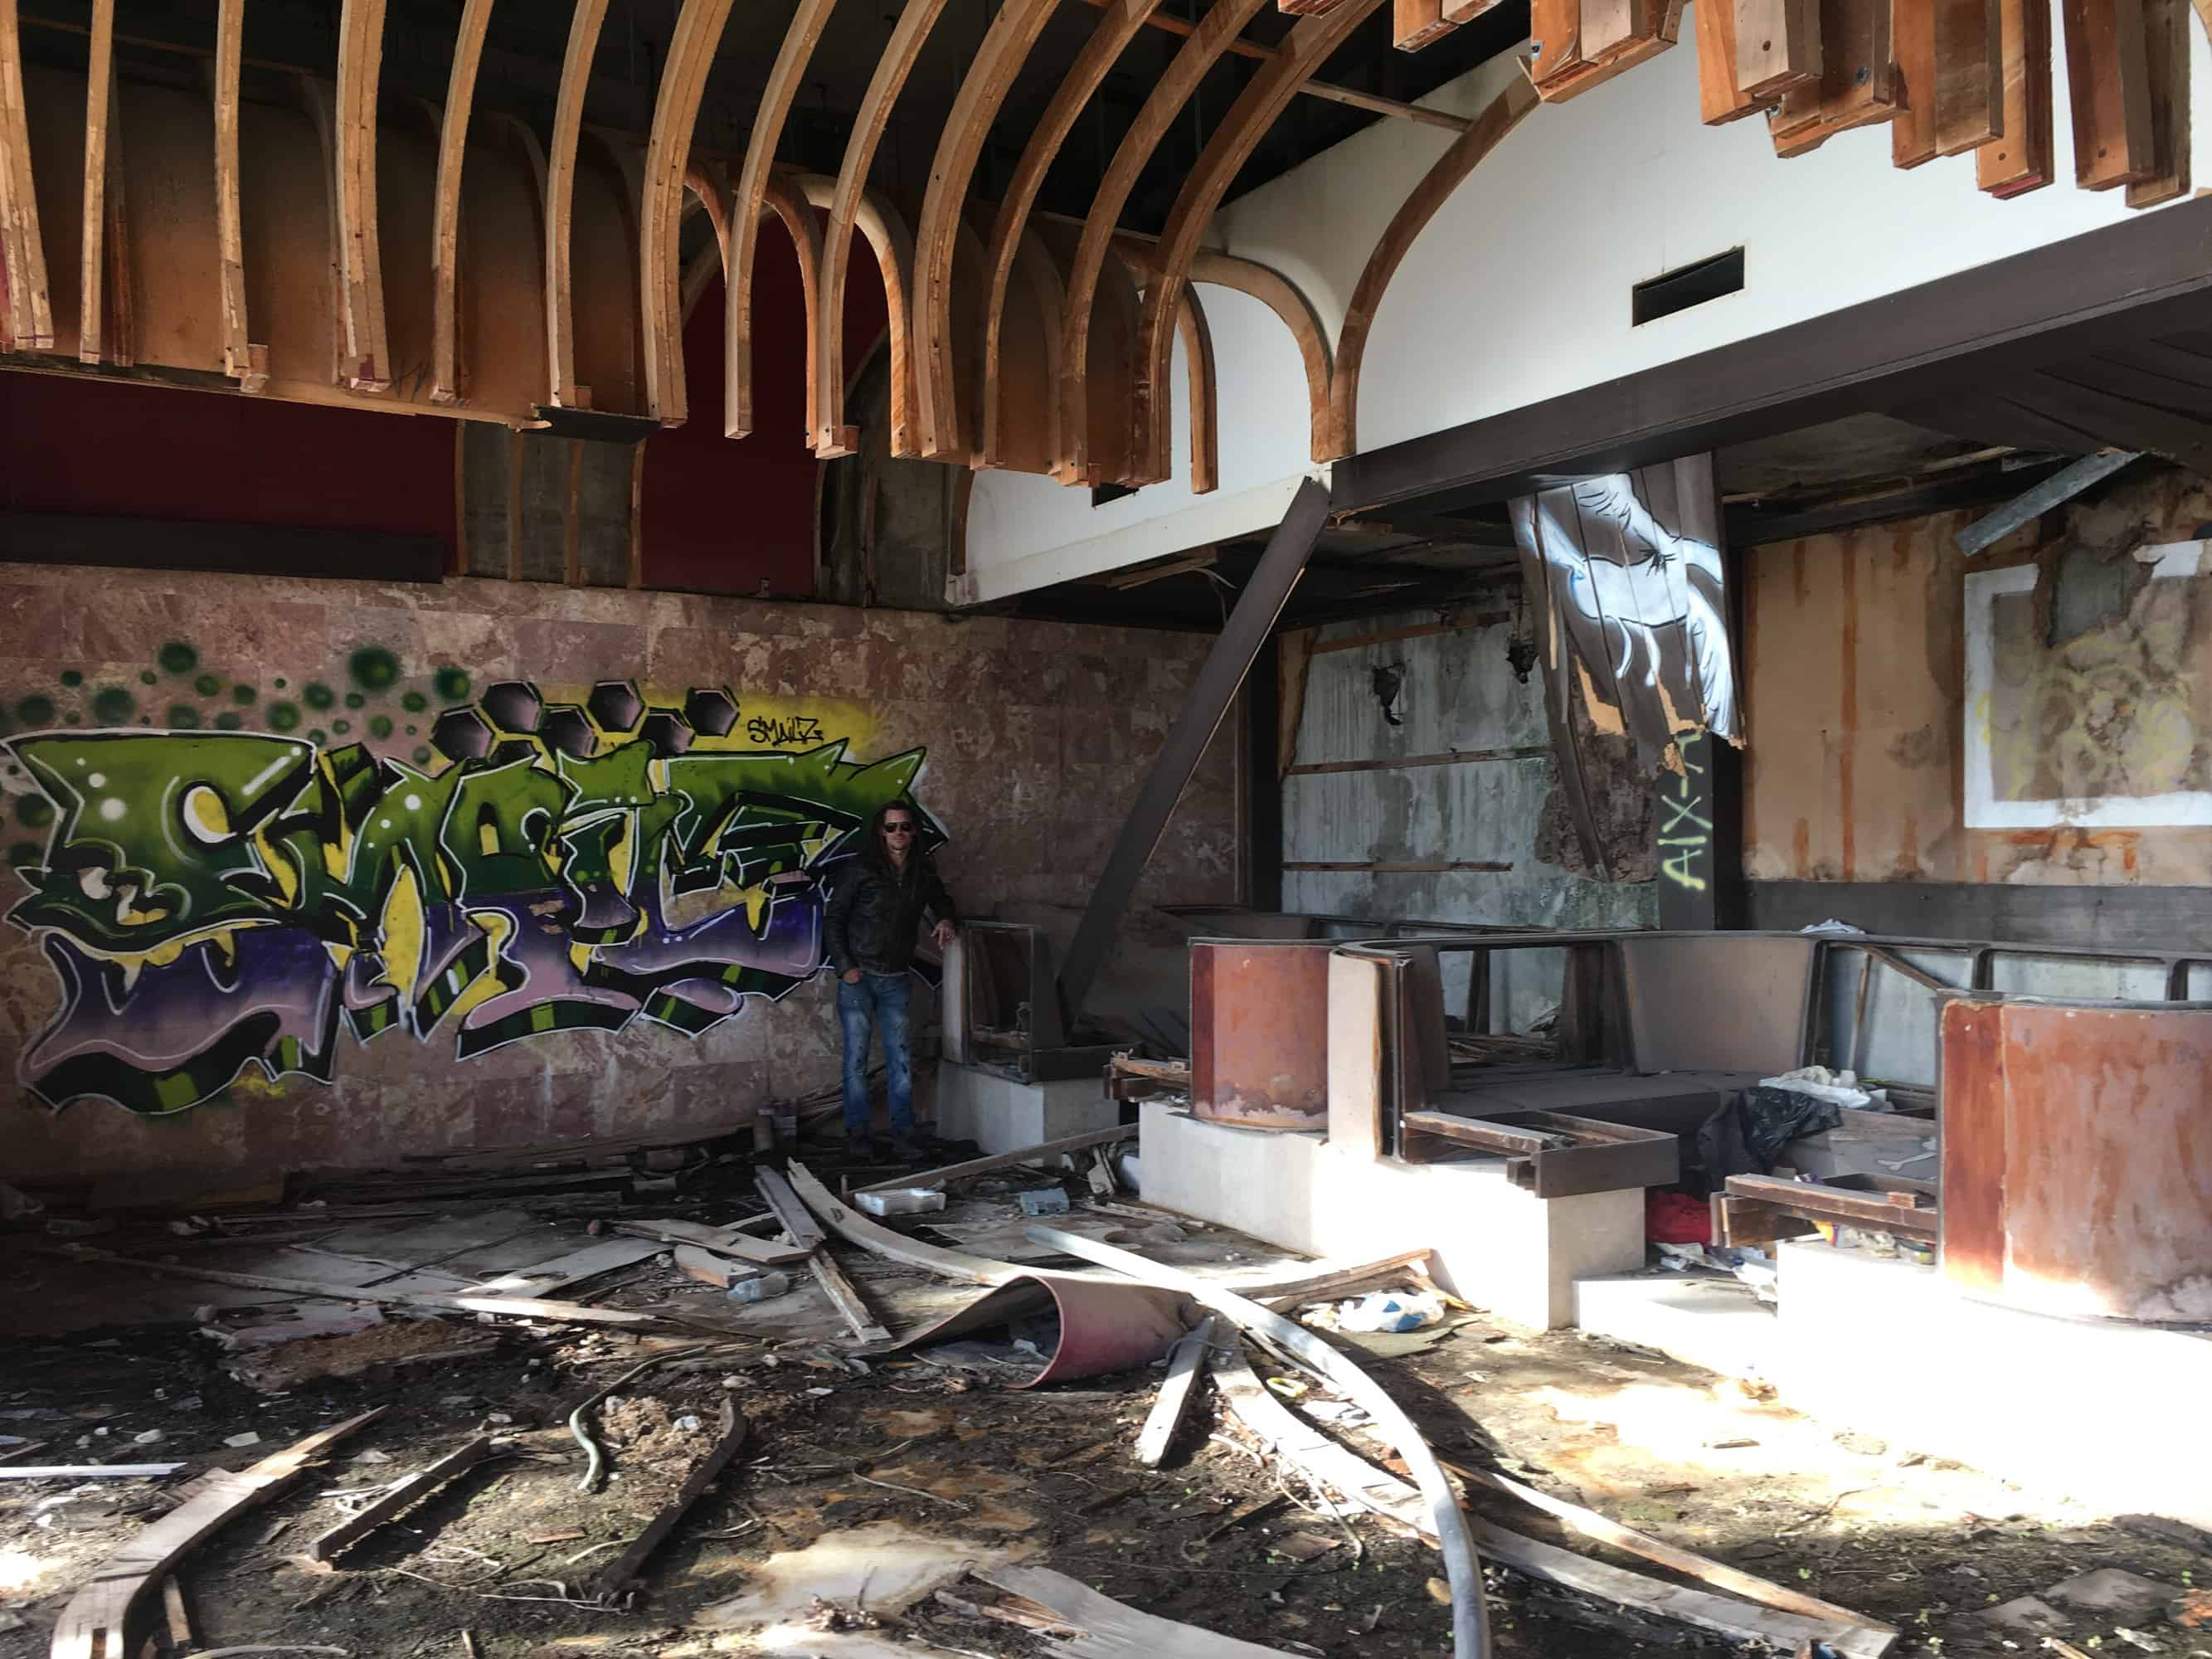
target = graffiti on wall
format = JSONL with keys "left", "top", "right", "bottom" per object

{"left": 0, "top": 651, "right": 930, "bottom": 1116}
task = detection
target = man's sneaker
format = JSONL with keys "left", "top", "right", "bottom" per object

{"left": 889, "top": 1137, "right": 923, "bottom": 1164}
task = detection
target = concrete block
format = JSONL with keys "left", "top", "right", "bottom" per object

{"left": 1770, "top": 1240, "right": 2212, "bottom": 1528}
{"left": 1140, "top": 1103, "right": 1642, "bottom": 1331}
{"left": 1573, "top": 1273, "right": 1782, "bottom": 1384}
{"left": 934, "top": 1062, "right": 1117, "bottom": 1156}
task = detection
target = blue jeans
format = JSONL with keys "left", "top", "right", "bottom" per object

{"left": 838, "top": 972, "right": 913, "bottom": 1141}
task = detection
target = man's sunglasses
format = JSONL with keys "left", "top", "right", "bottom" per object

{"left": 882, "top": 821, "right": 916, "bottom": 835}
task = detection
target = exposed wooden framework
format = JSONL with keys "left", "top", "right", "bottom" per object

{"left": 0, "top": 0, "right": 54, "bottom": 350}
{"left": 816, "top": 0, "right": 956, "bottom": 457}
{"left": 211, "top": 0, "right": 253, "bottom": 384}
{"left": 800, "top": 170, "right": 918, "bottom": 457}
{"left": 639, "top": 0, "right": 738, "bottom": 424}
{"left": 546, "top": 0, "right": 611, "bottom": 408}
{"left": 1329, "top": 74, "right": 1537, "bottom": 459}
{"left": 1062, "top": 0, "right": 1272, "bottom": 484}
{"left": 333, "top": 0, "right": 391, "bottom": 390}
{"left": 727, "top": 0, "right": 838, "bottom": 440}
{"left": 429, "top": 0, "right": 495, "bottom": 404}
{"left": 75, "top": 0, "right": 111, "bottom": 364}
{"left": 1174, "top": 280, "right": 1220, "bottom": 494}
{"left": 1189, "top": 249, "right": 1336, "bottom": 461}
{"left": 980, "top": 0, "right": 1170, "bottom": 467}
{"left": 1134, "top": 0, "right": 1388, "bottom": 483}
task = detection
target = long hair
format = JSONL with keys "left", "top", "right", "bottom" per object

{"left": 860, "top": 800, "right": 926, "bottom": 883}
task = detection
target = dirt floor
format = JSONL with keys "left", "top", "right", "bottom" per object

{"left": 2, "top": 1154, "right": 2209, "bottom": 1659}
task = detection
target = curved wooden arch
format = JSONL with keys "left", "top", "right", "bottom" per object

{"left": 995, "top": 224, "right": 1066, "bottom": 475}
{"left": 680, "top": 236, "right": 722, "bottom": 323}
{"left": 980, "top": 0, "right": 1170, "bottom": 468}
{"left": 674, "top": 167, "right": 824, "bottom": 443}
{"left": 761, "top": 173, "right": 824, "bottom": 444}
{"left": 911, "top": 0, "right": 1062, "bottom": 460}
{"left": 728, "top": 0, "right": 839, "bottom": 440}
{"left": 1059, "top": 0, "right": 1271, "bottom": 483}
{"left": 1175, "top": 280, "right": 1218, "bottom": 495}
{"left": 1329, "top": 75, "right": 1536, "bottom": 459}
{"left": 0, "top": 0, "right": 55, "bottom": 350}
{"left": 816, "top": 0, "right": 955, "bottom": 457}
{"left": 1188, "top": 248, "right": 1334, "bottom": 460}
{"left": 1135, "top": 0, "right": 1385, "bottom": 480}
{"left": 545, "top": 0, "right": 610, "bottom": 408}
{"left": 76, "top": 0, "right": 112, "bottom": 364}
{"left": 334, "top": 0, "right": 391, "bottom": 390}
{"left": 683, "top": 157, "right": 729, "bottom": 262}
{"left": 798, "top": 170, "right": 917, "bottom": 459}
{"left": 430, "top": 0, "right": 497, "bottom": 404}
{"left": 639, "top": 0, "right": 738, "bottom": 425}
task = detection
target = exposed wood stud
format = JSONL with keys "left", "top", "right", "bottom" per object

{"left": 639, "top": 0, "right": 738, "bottom": 425}
{"left": 333, "top": 0, "right": 392, "bottom": 390}
{"left": 913, "top": 0, "right": 1062, "bottom": 460}
{"left": 1734, "top": 0, "right": 1821, "bottom": 99}
{"left": 96, "top": 56, "right": 129, "bottom": 367}
{"left": 1134, "top": 0, "right": 1388, "bottom": 485}
{"left": 76, "top": 0, "right": 112, "bottom": 364}
{"left": 727, "top": 0, "right": 837, "bottom": 440}
{"left": 2124, "top": 0, "right": 2190, "bottom": 207}
{"left": 1330, "top": 75, "right": 1537, "bottom": 459}
{"left": 1976, "top": 0, "right": 2053, "bottom": 193}
{"left": 981, "top": 0, "right": 1170, "bottom": 468}
{"left": 1768, "top": 0, "right": 1897, "bottom": 155}
{"left": 0, "top": 0, "right": 55, "bottom": 349}
{"left": 800, "top": 171, "right": 916, "bottom": 456}
{"left": 762, "top": 172, "right": 824, "bottom": 443}
{"left": 430, "top": 0, "right": 496, "bottom": 405}
{"left": 547, "top": 0, "right": 611, "bottom": 407}
{"left": 817, "top": 0, "right": 956, "bottom": 458}
{"left": 210, "top": 0, "right": 257, "bottom": 385}
{"left": 1443, "top": 0, "right": 1508, "bottom": 18}
{"left": 2061, "top": 0, "right": 2154, "bottom": 189}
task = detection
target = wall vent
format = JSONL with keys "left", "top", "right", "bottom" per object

{"left": 1632, "top": 248, "right": 1745, "bottom": 326}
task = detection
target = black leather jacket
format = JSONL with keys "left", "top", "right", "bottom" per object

{"left": 824, "top": 854, "right": 956, "bottom": 975}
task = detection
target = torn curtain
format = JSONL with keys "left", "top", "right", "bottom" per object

{"left": 1510, "top": 455, "right": 1743, "bottom": 878}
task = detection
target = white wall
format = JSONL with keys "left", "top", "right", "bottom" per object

{"left": 965, "top": 2, "right": 2212, "bottom": 596}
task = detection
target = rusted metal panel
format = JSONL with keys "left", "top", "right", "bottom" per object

{"left": 1937, "top": 998, "right": 2008, "bottom": 1297}
{"left": 1945, "top": 999, "right": 2212, "bottom": 1321}
{"left": 1190, "top": 939, "right": 1334, "bottom": 1129}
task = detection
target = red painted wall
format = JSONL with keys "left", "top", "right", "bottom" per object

{"left": 0, "top": 370, "right": 456, "bottom": 557}
{"left": 638, "top": 214, "right": 889, "bottom": 598}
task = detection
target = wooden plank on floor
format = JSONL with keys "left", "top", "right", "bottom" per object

{"left": 1133, "top": 1316, "right": 1215, "bottom": 1467}
{"left": 308, "top": 1436, "right": 495, "bottom": 1560}
{"left": 1976, "top": 0, "right": 2054, "bottom": 195}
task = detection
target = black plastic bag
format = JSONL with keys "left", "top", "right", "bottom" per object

{"left": 1686, "top": 1086, "right": 1844, "bottom": 1198}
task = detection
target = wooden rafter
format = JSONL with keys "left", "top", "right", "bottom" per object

{"left": 76, "top": 0, "right": 111, "bottom": 363}
{"left": 211, "top": 0, "right": 257, "bottom": 385}
{"left": 1695, "top": 0, "right": 1772, "bottom": 122}
{"left": 1061, "top": 0, "right": 1272, "bottom": 484}
{"left": 981, "top": 0, "right": 1169, "bottom": 468}
{"left": 799, "top": 170, "right": 917, "bottom": 457}
{"left": 0, "top": 0, "right": 54, "bottom": 350}
{"left": 816, "top": 0, "right": 955, "bottom": 458}
{"left": 1330, "top": 74, "right": 1536, "bottom": 459}
{"left": 761, "top": 172, "right": 824, "bottom": 443}
{"left": 727, "top": 0, "right": 838, "bottom": 440}
{"left": 96, "top": 54, "right": 128, "bottom": 366}
{"left": 1004, "top": 222, "right": 1066, "bottom": 473}
{"left": 1190, "top": 249, "right": 1336, "bottom": 463}
{"left": 429, "top": 0, "right": 495, "bottom": 404}
{"left": 1134, "top": 0, "right": 1386, "bottom": 484}
{"left": 333, "top": 0, "right": 391, "bottom": 390}
{"left": 1396, "top": 0, "right": 1460, "bottom": 49}
{"left": 1976, "top": 0, "right": 2052, "bottom": 193}
{"left": 546, "top": 0, "right": 611, "bottom": 407}
{"left": 2124, "top": 0, "right": 2190, "bottom": 207}
{"left": 639, "top": 0, "right": 737, "bottom": 425}
{"left": 2061, "top": 0, "right": 2154, "bottom": 190}
{"left": 1174, "top": 280, "right": 1219, "bottom": 494}
{"left": 1734, "top": 0, "right": 1821, "bottom": 99}
{"left": 912, "top": 0, "right": 1062, "bottom": 459}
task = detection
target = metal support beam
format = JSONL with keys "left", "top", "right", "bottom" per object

{"left": 1955, "top": 449, "right": 2142, "bottom": 554}
{"left": 1058, "top": 477, "right": 1332, "bottom": 1023}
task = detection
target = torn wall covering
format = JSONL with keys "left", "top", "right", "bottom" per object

{"left": 1743, "top": 469, "right": 2212, "bottom": 888}
{"left": 0, "top": 566, "right": 1236, "bottom": 1190}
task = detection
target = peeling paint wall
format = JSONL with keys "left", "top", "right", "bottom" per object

{"left": 0, "top": 565, "right": 1237, "bottom": 1192}
{"left": 1743, "top": 471, "right": 2212, "bottom": 888}
{"left": 1281, "top": 605, "right": 1655, "bottom": 1029}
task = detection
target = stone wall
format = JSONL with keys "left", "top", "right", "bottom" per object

{"left": 0, "top": 565, "right": 1235, "bottom": 1194}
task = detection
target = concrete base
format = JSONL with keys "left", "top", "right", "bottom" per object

{"left": 1140, "top": 1102, "right": 1642, "bottom": 1330}
{"left": 1574, "top": 1273, "right": 1782, "bottom": 1385}
{"left": 1765, "top": 1240, "right": 2212, "bottom": 1527}
{"left": 935, "top": 1061, "right": 1118, "bottom": 1155}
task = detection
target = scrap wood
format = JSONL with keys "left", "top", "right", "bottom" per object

{"left": 1, "top": 1462, "right": 182, "bottom": 1480}
{"left": 853, "top": 1126, "right": 1136, "bottom": 1196}
{"left": 673, "top": 1245, "right": 751, "bottom": 1289}
{"left": 972, "top": 1565, "right": 1306, "bottom": 1658}
{"left": 754, "top": 1168, "right": 827, "bottom": 1251}
{"left": 613, "top": 1218, "right": 810, "bottom": 1267}
{"left": 48, "top": 1409, "right": 384, "bottom": 1659}
{"left": 1133, "top": 1316, "right": 1216, "bottom": 1468}
{"left": 1228, "top": 1248, "right": 1437, "bottom": 1308}
{"left": 785, "top": 1161, "right": 1032, "bottom": 1286}
{"left": 756, "top": 1167, "right": 892, "bottom": 1344}
{"left": 592, "top": 1400, "right": 750, "bottom": 1598}
{"left": 1026, "top": 1227, "right": 1490, "bottom": 1659}
{"left": 463, "top": 1238, "right": 664, "bottom": 1297}
{"left": 1210, "top": 1345, "right": 1894, "bottom": 1659}
{"left": 308, "top": 1436, "right": 498, "bottom": 1561}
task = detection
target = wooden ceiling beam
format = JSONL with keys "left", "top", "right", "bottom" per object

{"left": 1189, "top": 248, "right": 1335, "bottom": 463}
{"left": 2123, "top": 0, "right": 2190, "bottom": 207}
{"left": 1174, "top": 279, "right": 1219, "bottom": 494}
{"left": 639, "top": 0, "right": 738, "bottom": 426}
{"left": 980, "top": 0, "right": 1170, "bottom": 470}
{"left": 211, "top": 0, "right": 254, "bottom": 384}
{"left": 546, "top": 0, "right": 611, "bottom": 408}
{"left": 1976, "top": 0, "right": 2052, "bottom": 193}
{"left": 333, "top": 0, "right": 391, "bottom": 390}
{"left": 2060, "top": 0, "right": 2155, "bottom": 190}
{"left": 1061, "top": 0, "right": 1271, "bottom": 484}
{"left": 816, "top": 0, "right": 956, "bottom": 458}
{"left": 1133, "top": 0, "right": 1386, "bottom": 484}
{"left": 0, "top": 0, "right": 54, "bottom": 350}
{"left": 76, "top": 0, "right": 112, "bottom": 364}
{"left": 727, "top": 0, "right": 837, "bottom": 440}
{"left": 913, "top": 0, "right": 1062, "bottom": 460}
{"left": 762, "top": 173, "right": 824, "bottom": 444}
{"left": 430, "top": 0, "right": 495, "bottom": 405}
{"left": 1330, "top": 72, "right": 1534, "bottom": 459}
{"left": 799, "top": 170, "right": 918, "bottom": 458}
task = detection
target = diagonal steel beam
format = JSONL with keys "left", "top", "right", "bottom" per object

{"left": 1057, "top": 476, "right": 1333, "bottom": 1024}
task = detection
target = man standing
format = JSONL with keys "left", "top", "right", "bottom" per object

{"left": 824, "top": 801, "right": 958, "bottom": 1160}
